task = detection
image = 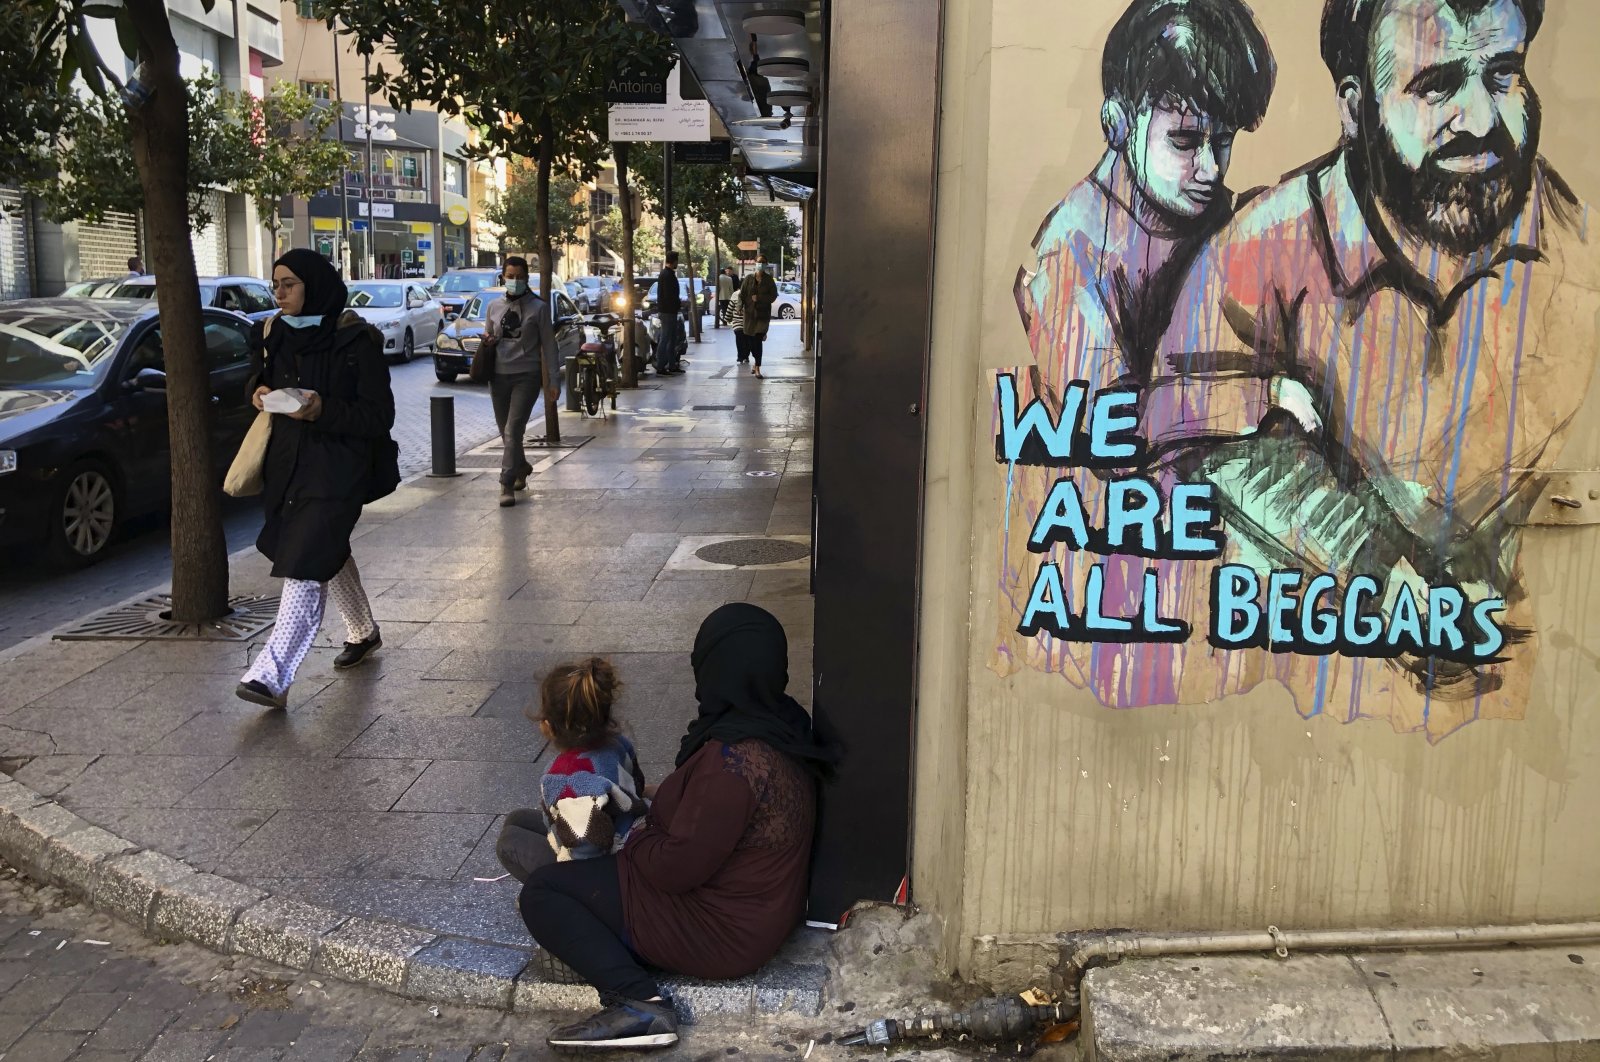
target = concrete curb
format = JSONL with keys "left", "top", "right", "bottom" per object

{"left": 0, "top": 775, "right": 828, "bottom": 1022}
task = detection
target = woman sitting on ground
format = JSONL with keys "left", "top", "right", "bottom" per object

{"left": 519, "top": 602, "right": 836, "bottom": 1052}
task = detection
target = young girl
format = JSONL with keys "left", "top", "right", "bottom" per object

{"left": 496, "top": 657, "right": 647, "bottom": 882}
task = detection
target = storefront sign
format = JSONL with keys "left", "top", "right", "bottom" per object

{"left": 417, "top": 239, "right": 432, "bottom": 250}
{"left": 606, "top": 64, "right": 668, "bottom": 104}
{"left": 608, "top": 64, "right": 710, "bottom": 142}
{"left": 447, "top": 204, "right": 469, "bottom": 226}
{"left": 674, "top": 141, "right": 732, "bottom": 164}
{"left": 357, "top": 202, "right": 396, "bottom": 219}
{"left": 312, "top": 217, "right": 341, "bottom": 232}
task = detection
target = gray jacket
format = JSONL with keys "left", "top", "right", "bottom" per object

{"left": 484, "top": 291, "right": 558, "bottom": 381}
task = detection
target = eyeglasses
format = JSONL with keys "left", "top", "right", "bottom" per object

{"left": 271, "top": 279, "right": 303, "bottom": 292}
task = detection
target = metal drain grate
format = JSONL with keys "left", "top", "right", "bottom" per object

{"left": 692, "top": 404, "right": 739, "bottom": 411}
{"left": 56, "top": 594, "right": 282, "bottom": 642}
{"left": 694, "top": 539, "right": 811, "bottom": 566}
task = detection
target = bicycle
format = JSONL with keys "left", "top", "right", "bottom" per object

{"left": 573, "top": 313, "right": 622, "bottom": 418}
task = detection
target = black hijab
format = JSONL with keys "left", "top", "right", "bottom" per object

{"left": 676, "top": 603, "right": 838, "bottom": 778}
{"left": 268, "top": 249, "right": 348, "bottom": 358}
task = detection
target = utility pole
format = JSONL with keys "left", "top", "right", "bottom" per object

{"left": 662, "top": 146, "right": 673, "bottom": 258}
{"left": 363, "top": 54, "right": 375, "bottom": 280}
{"left": 331, "top": 20, "right": 350, "bottom": 276}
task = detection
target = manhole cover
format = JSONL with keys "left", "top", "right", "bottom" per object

{"left": 56, "top": 594, "right": 281, "bottom": 642}
{"left": 692, "top": 404, "right": 738, "bottom": 411}
{"left": 694, "top": 539, "right": 811, "bottom": 567}
{"left": 745, "top": 470, "right": 779, "bottom": 478}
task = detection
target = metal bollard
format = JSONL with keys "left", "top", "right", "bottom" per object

{"left": 427, "top": 394, "right": 460, "bottom": 477}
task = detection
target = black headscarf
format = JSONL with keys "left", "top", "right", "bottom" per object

{"left": 268, "top": 249, "right": 348, "bottom": 358}
{"left": 676, "top": 603, "right": 838, "bottom": 778}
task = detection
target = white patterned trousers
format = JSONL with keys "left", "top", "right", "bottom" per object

{"left": 242, "top": 557, "right": 377, "bottom": 696}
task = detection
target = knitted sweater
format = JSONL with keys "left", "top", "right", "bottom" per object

{"left": 539, "top": 736, "right": 648, "bottom": 861}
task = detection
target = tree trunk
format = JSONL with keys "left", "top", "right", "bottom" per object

{"left": 126, "top": 0, "right": 229, "bottom": 623}
{"left": 534, "top": 112, "right": 559, "bottom": 442}
{"left": 616, "top": 142, "right": 637, "bottom": 389}
{"left": 712, "top": 222, "right": 721, "bottom": 330}
{"left": 682, "top": 214, "right": 701, "bottom": 342}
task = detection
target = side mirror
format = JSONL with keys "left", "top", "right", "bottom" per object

{"left": 130, "top": 367, "right": 167, "bottom": 391}
{"left": 445, "top": 312, "right": 460, "bottom": 322}
{"left": 556, "top": 314, "right": 580, "bottom": 329}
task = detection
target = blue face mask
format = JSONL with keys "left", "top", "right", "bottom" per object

{"left": 280, "top": 314, "right": 323, "bottom": 329}
{"left": 505, "top": 279, "right": 529, "bottom": 297}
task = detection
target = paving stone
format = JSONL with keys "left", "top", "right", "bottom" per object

{"left": 90, "top": 851, "right": 198, "bottom": 931}
{"left": 39, "top": 989, "right": 126, "bottom": 1031}
{"left": 402, "top": 938, "right": 528, "bottom": 1009}
{"left": 0, "top": 958, "right": 28, "bottom": 994}
{"left": 8, "top": 754, "right": 98, "bottom": 796}
{"left": 19, "top": 670, "right": 165, "bottom": 710}
{"left": 314, "top": 918, "right": 435, "bottom": 990}
{"left": 4, "top": 1028, "right": 86, "bottom": 1062}
{"left": 229, "top": 896, "right": 348, "bottom": 970}
{"left": 248, "top": 879, "right": 527, "bottom": 950}
{"left": 509, "top": 974, "right": 601, "bottom": 1014}
{"left": 307, "top": 678, "right": 501, "bottom": 719}
{"left": 0, "top": 775, "right": 49, "bottom": 814}
{"left": 139, "top": 1028, "right": 226, "bottom": 1062}
{"left": 87, "top": 996, "right": 178, "bottom": 1051}
{"left": 280, "top": 1024, "right": 367, "bottom": 1060}
{"left": 53, "top": 755, "right": 231, "bottom": 809}
{"left": 392, "top": 761, "right": 542, "bottom": 815}
{"left": 0, "top": 972, "right": 81, "bottom": 1016}
{"left": 0, "top": 1010, "right": 35, "bottom": 1051}
{"left": 35, "top": 823, "right": 139, "bottom": 894}
{"left": 0, "top": 798, "right": 91, "bottom": 877}
{"left": 471, "top": 684, "right": 536, "bottom": 720}
{"left": 150, "top": 873, "right": 266, "bottom": 949}
{"left": 178, "top": 757, "right": 430, "bottom": 812}
{"left": 340, "top": 718, "right": 542, "bottom": 762}
{"left": 220, "top": 812, "right": 490, "bottom": 880}
{"left": 143, "top": 708, "right": 382, "bottom": 759}
{"left": 70, "top": 808, "right": 271, "bottom": 874}
{"left": 0, "top": 710, "right": 205, "bottom": 757}
{"left": 221, "top": 1009, "right": 312, "bottom": 1051}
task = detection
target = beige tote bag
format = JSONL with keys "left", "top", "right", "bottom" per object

{"left": 224, "top": 315, "right": 275, "bottom": 497}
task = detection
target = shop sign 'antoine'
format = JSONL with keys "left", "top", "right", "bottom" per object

{"left": 993, "top": 0, "right": 1599, "bottom": 741}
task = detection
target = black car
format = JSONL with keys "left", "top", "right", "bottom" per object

{"left": 433, "top": 268, "right": 503, "bottom": 320}
{"left": 0, "top": 298, "right": 258, "bottom": 565}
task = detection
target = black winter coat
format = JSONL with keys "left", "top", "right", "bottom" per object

{"left": 250, "top": 311, "right": 394, "bottom": 581}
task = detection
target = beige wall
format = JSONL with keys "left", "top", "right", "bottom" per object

{"left": 919, "top": 0, "right": 1600, "bottom": 978}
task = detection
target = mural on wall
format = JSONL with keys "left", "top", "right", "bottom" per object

{"left": 994, "top": 0, "right": 1600, "bottom": 740}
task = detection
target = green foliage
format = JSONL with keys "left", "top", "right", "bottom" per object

{"left": 594, "top": 203, "right": 661, "bottom": 267}
{"left": 485, "top": 165, "right": 585, "bottom": 257}
{"left": 31, "top": 74, "right": 245, "bottom": 229}
{"left": 231, "top": 80, "right": 349, "bottom": 237}
{"left": 0, "top": 1, "right": 71, "bottom": 183}
{"left": 724, "top": 203, "right": 799, "bottom": 265}
{"left": 629, "top": 143, "right": 741, "bottom": 234}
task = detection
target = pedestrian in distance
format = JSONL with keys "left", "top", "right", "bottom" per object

{"left": 236, "top": 249, "right": 399, "bottom": 710}
{"left": 482, "top": 255, "right": 560, "bottom": 508}
{"left": 520, "top": 604, "right": 837, "bottom": 1051}
{"left": 716, "top": 267, "right": 736, "bottom": 326}
{"left": 126, "top": 256, "right": 143, "bottom": 275}
{"left": 653, "top": 251, "right": 684, "bottom": 374}
{"left": 736, "top": 256, "right": 778, "bottom": 378}
{"left": 495, "top": 657, "right": 649, "bottom": 884}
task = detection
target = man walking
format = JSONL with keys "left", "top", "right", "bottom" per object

{"left": 653, "top": 252, "right": 684, "bottom": 374}
{"left": 483, "top": 255, "right": 559, "bottom": 508}
{"left": 716, "top": 267, "right": 736, "bottom": 327}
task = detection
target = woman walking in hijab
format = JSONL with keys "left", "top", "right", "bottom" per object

{"left": 519, "top": 603, "right": 835, "bottom": 1052}
{"left": 235, "top": 249, "right": 398, "bottom": 709}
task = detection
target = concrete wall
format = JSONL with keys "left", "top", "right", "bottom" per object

{"left": 919, "top": 0, "right": 1600, "bottom": 980}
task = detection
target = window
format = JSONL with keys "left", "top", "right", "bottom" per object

{"left": 443, "top": 158, "right": 465, "bottom": 196}
{"left": 241, "top": 284, "right": 276, "bottom": 314}
{"left": 295, "top": 0, "right": 326, "bottom": 18}
{"left": 204, "top": 319, "right": 252, "bottom": 370}
{"left": 590, "top": 190, "right": 615, "bottom": 215}
{"left": 298, "top": 80, "right": 334, "bottom": 101}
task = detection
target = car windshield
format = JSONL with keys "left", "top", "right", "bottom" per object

{"left": 439, "top": 272, "right": 495, "bottom": 294}
{"left": 347, "top": 285, "right": 404, "bottom": 309}
{"left": 0, "top": 316, "right": 129, "bottom": 388}
{"left": 463, "top": 294, "right": 497, "bottom": 320}
{"left": 113, "top": 282, "right": 219, "bottom": 305}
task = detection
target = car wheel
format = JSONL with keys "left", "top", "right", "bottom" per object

{"left": 779, "top": 305, "right": 797, "bottom": 320}
{"left": 436, "top": 370, "right": 458, "bottom": 383}
{"left": 400, "top": 328, "right": 415, "bottom": 363}
{"left": 49, "top": 460, "right": 118, "bottom": 567}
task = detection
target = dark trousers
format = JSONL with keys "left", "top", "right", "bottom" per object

{"left": 496, "top": 809, "right": 553, "bottom": 883}
{"left": 518, "top": 856, "right": 660, "bottom": 1003}
{"left": 735, "top": 330, "right": 764, "bottom": 367}
{"left": 654, "top": 311, "right": 681, "bottom": 371}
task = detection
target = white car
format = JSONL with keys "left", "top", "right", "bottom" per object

{"left": 346, "top": 280, "right": 444, "bottom": 362}
{"left": 773, "top": 282, "right": 801, "bottom": 320}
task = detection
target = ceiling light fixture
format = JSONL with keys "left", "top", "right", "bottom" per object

{"left": 767, "top": 88, "right": 812, "bottom": 108}
{"left": 742, "top": 9, "right": 806, "bottom": 36}
{"left": 752, "top": 56, "right": 810, "bottom": 79}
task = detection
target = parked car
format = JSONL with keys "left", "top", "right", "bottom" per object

{"left": 433, "top": 268, "right": 503, "bottom": 319}
{"left": 567, "top": 276, "right": 615, "bottom": 313}
{"left": 112, "top": 274, "right": 278, "bottom": 322}
{"left": 639, "top": 276, "right": 710, "bottom": 316}
{"left": 0, "top": 298, "right": 258, "bottom": 565}
{"left": 61, "top": 277, "right": 131, "bottom": 298}
{"left": 432, "top": 285, "right": 586, "bottom": 384}
{"left": 773, "top": 284, "right": 801, "bottom": 320}
{"left": 346, "top": 280, "right": 443, "bottom": 363}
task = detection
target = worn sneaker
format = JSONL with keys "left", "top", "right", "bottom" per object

{"left": 234, "top": 680, "right": 287, "bottom": 710}
{"left": 333, "top": 629, "right": 382, "bottom": 670}
{"left": 499, "top": 485, "right": 516, "bottom": 508}
{"left": 547, "top": 998, "right": 678, "bottom": 1052}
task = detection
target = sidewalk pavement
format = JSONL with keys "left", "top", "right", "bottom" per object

{"left": 0, "top": 323, "right": 825, "bottom": 1019}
